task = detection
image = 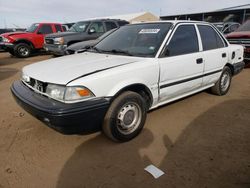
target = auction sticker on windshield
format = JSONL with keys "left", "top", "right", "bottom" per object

{"left": 139, "top": 29, "right": 160, "bottom": 34}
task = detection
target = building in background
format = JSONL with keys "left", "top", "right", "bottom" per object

{"left": 89, "top": 12, "right": 159, "bottom": 23}
{"left": 160, "top": 4, "right": 250, "bottom": 24}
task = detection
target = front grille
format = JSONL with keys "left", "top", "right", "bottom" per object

{"left": 25, "top": 78, "right": 47, "bottom": 93}
{"left": 45, "top": 38, "right": 54, "bottom": 44}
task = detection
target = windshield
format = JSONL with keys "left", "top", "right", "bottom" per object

{"left": 26, "top": 23, "right": 39, "bottom": 32}
{"left": 68, "top": 21, "right": 90, "bottom": 32}
{"left": 236, "top": 20, "right": 250, "bottom": 32}
{"left": 95, "top": 23, "right": 172, "bottom": 57}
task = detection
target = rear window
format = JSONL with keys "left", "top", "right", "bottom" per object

{"left": 236, "top": 20, "right": 250, "bottom": 32}
{"left": 118, "top": 21, "right": 129, "bottom": 27}
{"left": 55, "top": 25, "right": 62, "bottom": 32}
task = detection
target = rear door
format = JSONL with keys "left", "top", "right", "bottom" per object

{"left": 197, "top": 24, "right": 228, "bottom": 87}
{"left": 158, "top": 24, "right": 204, "bottom": 102}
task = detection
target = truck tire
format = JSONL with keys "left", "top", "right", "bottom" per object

{"left": 102, "top": 91, "right": 147, "bottom": 142}
{"left": 211, "top": 66, "right": 232, "bottom": 96}
{"left": 14, "top": 43, "right": 31, "bottom": 58}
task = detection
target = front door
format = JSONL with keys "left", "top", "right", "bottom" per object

{"left": 158, "top": 24, "right": 204, "bottom": 103}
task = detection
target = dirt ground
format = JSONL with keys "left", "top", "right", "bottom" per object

{"left": 0, "top": 51, "right": 250, "bottom": 188}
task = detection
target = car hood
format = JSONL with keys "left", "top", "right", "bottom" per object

{"left": 1, "top": 31, "right": 30, "bottom": 37}
{"left": 23, "top": 52, "right": 143, "bottom": 85}
{"left": 46, "top": 31, "right": 84, "bottom": 38}
{"left": 226, "top": 31, "right": 250, "bottom": 39}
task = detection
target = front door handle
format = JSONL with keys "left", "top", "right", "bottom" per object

{"left": 222, "top": 53, "right": 227, "bottom": 58}
{"left": 196, "top": 58, "right": 203, "bottom": 64}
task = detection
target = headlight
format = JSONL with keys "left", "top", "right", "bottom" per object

{"left": 46, "top": 84, "right": 65, "bottom": 101}
{"left": 46, "top": 84, "right": 94, "bottom": 102}
{"left": 2, "top": 37, "right": 10, "bottom": 43}
{"left": 21, "top": 72, "right": 30, "bottom": 83}
{"left": 54, "top": 37, "right": 64, "bottom": 45}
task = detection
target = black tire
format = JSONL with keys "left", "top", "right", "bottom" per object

{"left": 211, "top": 66, "right": 232, "bottom": 96}
{"left": 102, "top": 91, "right": 147, "bottom": 142}
{"left": 14, "top": 43, "right": 32, "bottom": 58}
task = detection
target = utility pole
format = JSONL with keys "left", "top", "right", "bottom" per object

{"left": 4, "top": 18, "right": 7, "bottom": 29}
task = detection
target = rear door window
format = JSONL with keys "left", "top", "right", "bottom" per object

{"left": 198, "top": 25, "right": 225, "bottom": 50}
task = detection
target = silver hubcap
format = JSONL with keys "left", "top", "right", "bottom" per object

{"left": 117, "top": 102, "right": 142, "bottom": 135}
{"left": 220, "top": 72, "right": 230, "bottom": 92}
{"left": 18, "top": 46, "right": 29, "bottom": 56}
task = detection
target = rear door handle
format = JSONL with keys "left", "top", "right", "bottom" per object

{"left": 196, "top": 58, "right": 203, "bottom": 64}
{"left": 222, "top": 53, "right": 227, "bottom": 58}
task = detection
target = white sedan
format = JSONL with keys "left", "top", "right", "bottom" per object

{"left": 11, "top": 20, "right": 245, "bottom": 142}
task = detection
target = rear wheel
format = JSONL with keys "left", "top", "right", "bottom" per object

{"left": 211, "top": 66, "right": 232, "bottom": 96}
{"left": 14, "top": 43, "right": 32, "bottom": 58}
{"left": 102, "top": 91, "right": 147, "bottom": 142}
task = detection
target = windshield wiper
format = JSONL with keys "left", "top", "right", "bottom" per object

{"left": 103, "top": 49, "right": 134, "bottom": 56}
{"left": 87, "top": 48, "right": 134, "bottom": 56}
{"left": 86, "top": 46, "right": 103, "bottom": 53}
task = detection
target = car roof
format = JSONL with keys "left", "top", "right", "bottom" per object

{"left": 75, "top": 19, "right": 129, "bottom": 23}
{"left": 33, "top": 23, "right": 62, "bottom": 25}
{"left": 129, "top": 20, "right": 211, "bottom": 25}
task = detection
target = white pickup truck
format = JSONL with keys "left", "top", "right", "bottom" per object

{"left": 11, "top": 21, "right": 245, "bottom": 142}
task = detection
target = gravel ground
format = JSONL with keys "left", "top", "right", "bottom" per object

{"left": 0, "top": 52, "right": 250, "bottom": 188}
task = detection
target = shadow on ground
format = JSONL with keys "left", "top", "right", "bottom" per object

{"left": 57, "top": 99, "right": 250, "bottom": 188}
{"left": 0, "top": 68, "right": 18, "bottom": 81}
{"left": 0, "top": 53, "right": 23, "bottom": 66}
{"left": 0, "top": 51, "right": 51, "bottom": 66}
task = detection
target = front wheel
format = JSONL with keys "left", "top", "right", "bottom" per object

{"left": 211, "top": 66, "right": 232, "bottom": 96}
{"left": 102, "top": 91, "right": 147, "bottom": 142}
{"left": 14, "top": 43, "right": 32, "bottom": 58}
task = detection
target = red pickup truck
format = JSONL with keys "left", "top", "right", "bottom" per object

{"left": 0, "top": 23, "right": 64, "bottom": 58}
{"left": 226, "top": 20, "right": 250, "bottom": 63}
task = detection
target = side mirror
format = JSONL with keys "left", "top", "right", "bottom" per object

{"left": 37, "top": 31, "right": 43, "bottom": 34}
{"left": 88, "top": 28, "right": 96, "bottom": 34}
{"left": 84, "top": 45, "right": 91, "bottom": 49}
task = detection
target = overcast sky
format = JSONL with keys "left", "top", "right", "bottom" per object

{"left": 0, "top": 0, "right": 249, "bottom": 28}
